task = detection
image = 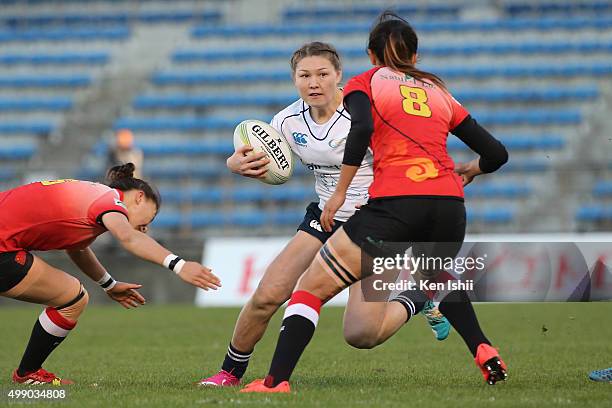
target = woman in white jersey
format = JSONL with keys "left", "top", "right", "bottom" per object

{"left": 198, "top": 42, "right": 449, "bottom": 387}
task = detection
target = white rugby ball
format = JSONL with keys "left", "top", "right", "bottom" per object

{"left": 233, "top": 119, "right": 294, "bottom": 185}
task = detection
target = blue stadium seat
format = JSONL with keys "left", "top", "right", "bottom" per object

{"left": 467, "top": 208, "right": 515, "bottom": 223}
{"left": 160, "top": 187, "right": 223, "bottom": 204}
{"left": 152, "top": 211, "right": 182, "bottom": 229}
{"left": 113, "top": 117, "right": 264, "bottom": 131}
{"left": 0, "top": 122, "right": 54, "bottom": 134}
{"left": 146, "top": 164, "right": 223, "bottom": 179}
{"left": 464, "top": 183, "right": 531, "bottom": 198}
{"left": 158, "top": 186, "right": 316, "bottom": 204}
{"left": 133, "top": 94, "right": 296, "bottom": 109}
{"left": 152, "top": 63, "right": 612, "bottom": 85}
{"left": 505, "top": 1, "right": 612, "bottom": 16}
{"left": 0, "top": 145, "right": 37, "bottom": 159}
{"left": 0, "top": 97, "right": 73, "bottom": 111}
{"left": 497, "top": 160, "right": 551, "bottom": 173}
{"left": 0, "top": 168, "right": 16, "bottom": 180}
{"left": 593, "top": 181, "right": 612, "bottom": 197}
{"left": 172, "top": 41, "right": 612, "bottom": 62}
{"left": 114, "top": 108, "right": 580, "bottom": 131}
{"left": 152, "top": 207, "right": 515, "bottom": 229}
{"left": 134, "top": 86, "right": 598, "bottom": 109}
{"left": 0, "top": 74, "right": 91, "bottom": 88}
{"left": 471, "top": 109, "right": 581, "bottom": 125}
{"left": 576, "top": 205, "right": 612, "bottom": 221}
{"left": 191, "top": 16, "right": 612, "bottom": 37}
{"left": 189, "top": 212, "right": 224, "bottom": 228}
{"left": 77, "top": 163, "right": 224, "bottom": 181}
{"left": 0, "top": 52, "right": 109, "bottom": 65}
{"left": 1, "top": 11, "right": 221, "bottom": 27}
{"left": 266, "top": 211, "right": 304, "bottom": 225}
{"left": 92, "top": 140, "right": 234, "bottom": 157}
{"left": 268, "top": 186, "right": 316, "bottom": 201}
{"left": 448, "top": 135, "right": 565, "bottom": 151}
{"left": 226, "top": 212, "right": 266, "bottom": 227}
{"left": 283, "top": 4, "right": 460, "bottom": 20}
{"left": 0, "top": 27, "right": 130, "bottom": 42}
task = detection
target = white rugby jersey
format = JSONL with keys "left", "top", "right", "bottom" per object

{"left": 270, "top": 98, "right": 374, "bottom": 222}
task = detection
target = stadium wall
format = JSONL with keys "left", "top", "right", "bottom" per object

{"left": 2, "top": 234, "right": 610, "bottom": 307}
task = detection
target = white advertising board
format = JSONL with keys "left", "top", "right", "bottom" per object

{"left": 196, "top": 237, "right": 349, "bottom": 306}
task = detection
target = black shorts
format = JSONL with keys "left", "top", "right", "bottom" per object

{"left": 343, "top": 196, "right": 466, "bottom": 259}
{"left": 297, "top": 202, "right": 344, "bottom": 244}
{"left": 0, "top": 250, "right": 34, "bottom": 292}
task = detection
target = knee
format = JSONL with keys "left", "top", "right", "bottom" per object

{"left": 343, "top": 326, "right": 381, "bottom": 349}
{"left": 56, "top": 285, "right": 89, "bottom": 321}
{"left": 250, "top": 284, "right": 290, "bottom": 315}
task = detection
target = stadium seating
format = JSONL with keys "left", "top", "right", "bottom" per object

{"left": 0, "top": 97, "right": 73, "bottom": 111}
{"left": 593, "top": 181, "right": 612, "bottom": 197}
{"left": 190, "top": 16, "right": 612, "bottom": 37}
{"left": 150, "top": 64, "right": 612, "bottom": 85}
{"left": 0, "top": 74, "right": 91, "bottom": 88}
{"left": 504, "top": 1, "right": 612, "bottom": 16}
{"left": 3, "top": 0, "right": 609, "bottom": 235}
{"left": 576, "top": 206, "right": 612, "bottom": 221}
{"left": 133, "top": 86, "right": 599, "bottom": 109}
{"left": 0, "top": 27, "right": 130, "bottom": 42}
{"left": 1, "top": 11, "right": 222, "bottom": 27}
{"left": 0, "top": 52, "right": 109, "bottom": 65}
{"left": 173, "top": 41, "right": 612, "bottom": 62}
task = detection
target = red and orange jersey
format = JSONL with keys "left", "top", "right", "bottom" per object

{"left": 0, "top": 179, "right": 128, "bottom": 252}
{"left": 344, "top": 66, "right": 469, "bottom": 199}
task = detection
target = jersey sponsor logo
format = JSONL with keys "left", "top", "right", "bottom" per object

{"left": 14, "top": 251, "right": 27, "bottom": 266}
{"left": 328, "top": 137, "right": 347, "bottom": 148}
{"left": 114, "top": 198, "right": 128, "bottom": 210}
{"left": 404, "top": 158, "right": 439, "bottom": 182}
{"left": 40, "top": 179, "right": 75, "bottom": 186}
{"left": 292, "top": 132, "right": 308, "bottom": 146}
{"left": 309, "top": 219, "right": 323, "bottom": 232}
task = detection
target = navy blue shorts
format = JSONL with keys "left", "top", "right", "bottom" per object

{"left": 297, "top": 202, "right": 344, "bottom": 244}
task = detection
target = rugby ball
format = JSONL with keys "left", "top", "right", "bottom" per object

{"left": 233, "top": 119, "right": 294, "bottom": 185}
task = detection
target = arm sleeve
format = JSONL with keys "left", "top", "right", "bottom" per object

{"left": 88, "top": 190, "right": 129, "bottom": 226}
{"left": 342, "top": 91, "right": 374, "bottom": 166}
{"left": 451, "top": 115, "right": 509, "bottom": 173}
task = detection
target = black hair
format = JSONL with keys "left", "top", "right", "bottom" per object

{"left": 106, "top": 163, "right": 161, "bottom": 211}
{"left": 368, "top": 11, "right": 446, "bottom": 90}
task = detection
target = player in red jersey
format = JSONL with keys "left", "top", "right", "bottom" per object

{"left": 0, "top": 163, "right": 220, "bottom": 385}
{"left": 241, "top": 12, "right": 509, "bottom": 393}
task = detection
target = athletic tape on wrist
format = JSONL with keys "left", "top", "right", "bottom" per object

{"left": 98, "top": 272, "right": 117, "bottom": 292}
{"left": 163, "top": 254, "right": 185, "bottom": 274}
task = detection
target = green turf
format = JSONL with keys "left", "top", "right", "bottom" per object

{"left": 0, "top": 303, "right": 611, "bottom": 407}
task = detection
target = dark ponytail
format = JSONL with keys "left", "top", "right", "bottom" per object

{"left": 368, "top": 11, "right": 447, "bottom": 91}
{"left": 106, "top": 163, "right": 161, "bottom": 211}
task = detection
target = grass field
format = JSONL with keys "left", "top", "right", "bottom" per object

{"left": 1, "top": 303, "right": 611, "bottom": 407}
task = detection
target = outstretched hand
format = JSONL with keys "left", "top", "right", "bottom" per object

{"left": 106, "top": 282, "right": 146, "bottom": 309}
{"left": 177, "top": 262, "right": 222, "bottom": 291}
